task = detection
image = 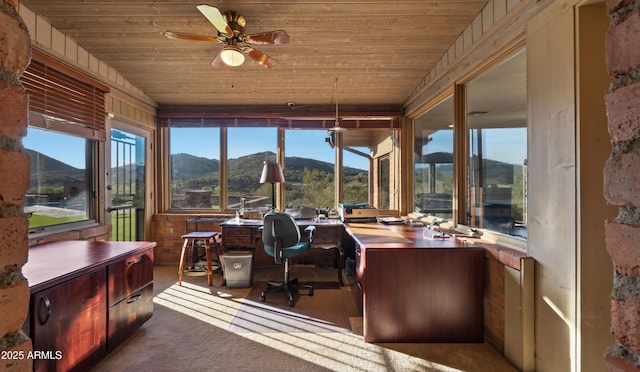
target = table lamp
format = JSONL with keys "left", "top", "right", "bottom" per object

{"left": 260, "top": 161, "right": 285, "bottom": 210}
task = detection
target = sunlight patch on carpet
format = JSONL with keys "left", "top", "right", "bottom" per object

{"left": 151, "top": 279, "right": 465, "bottom": 372}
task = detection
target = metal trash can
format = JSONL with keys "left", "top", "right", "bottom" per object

{"left": 222, "top": 250, "right": 254, "bottom": 288}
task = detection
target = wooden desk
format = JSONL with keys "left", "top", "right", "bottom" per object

{"left": 221, "top": 219, "right": 344, "bottom": 285}
{"left": 345, "top": 223, "right": 484, "bottom": 343}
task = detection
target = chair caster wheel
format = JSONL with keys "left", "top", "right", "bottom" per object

{"left": 260, "top": 293, "right": 266, "bottom": 302}
{"left": 309, "top": 288, "right": 314, "bottom": 296}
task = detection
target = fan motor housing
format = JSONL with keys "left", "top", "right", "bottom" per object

{"left": 224, "top": 11, "right": 246, "bottom": 33}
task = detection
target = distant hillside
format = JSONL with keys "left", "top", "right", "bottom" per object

{"left": 25, "top": 149, "right": 85, "bottom": 189}
{"left": 171, "top": 153, "right": 219, "bottom": 180}
{"left": 171, "top": 151, "right": 365, "bottom": 183}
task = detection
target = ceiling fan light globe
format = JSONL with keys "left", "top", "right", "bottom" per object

{"left": 220, "top": 46, "right": 245, "bottom": 66}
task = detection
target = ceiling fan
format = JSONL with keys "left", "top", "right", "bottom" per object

{"left": 164, "top": 5, "right": 289, "bottom": 68}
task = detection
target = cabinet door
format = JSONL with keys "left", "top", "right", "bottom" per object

{"left": 31, "top": 269, "right": 107, "bottom": 372}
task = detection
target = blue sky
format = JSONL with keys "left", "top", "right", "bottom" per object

{"left": 23, "top": 127, "right": 86, "bottom": 168}
{"left": 23, "top": 126, "right": 526, "bottom": 171}
{"left": 171, "top": 127, "right": 370, "bottom": 170}
{"left": 23, "top": 126, "right": 369, "bottom": 170}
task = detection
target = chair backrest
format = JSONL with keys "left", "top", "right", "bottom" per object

{"left": 262, "top": 212, "right": 301, "bottom": 248}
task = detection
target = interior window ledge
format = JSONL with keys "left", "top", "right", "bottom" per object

{"left": 477, "top": 240, "right": 529, "bottom": 271}
{"left": 28, "top": 221, "right": 108, "bottom": 246}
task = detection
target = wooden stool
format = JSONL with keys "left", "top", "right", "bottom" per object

{"left": 178, "top": 231, "right": 218, "bottom": 286}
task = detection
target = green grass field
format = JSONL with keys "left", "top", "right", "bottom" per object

{"left": 28, "top": 212, "right": 135, "bottom": 241}
{"left": 29, "top": 214, "right": 85, "bottom": 228}
{"left": 111, "top": 210, "right": 136, "bottom": 241}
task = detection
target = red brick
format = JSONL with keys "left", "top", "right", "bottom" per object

{"left": 0, "top": 216, "right": 28, "bottom": 271}
{"left": 605, "top": 83, "right": 640, "bottom": 144}
{"left": 611, "top": 295, "right": 640, "bottom": 353}
{"left": 0, "top": 336, "right": 33, "bottom": 372}
{"left": 0, "top": 12, "right": 31, "bottom": 75}
{"left": 0, "top": 82, "right": 28, "bottom": 140}
{"left": 606, "top": 221, "right": 640, "bottom": 275}
{"left": 0, "top": 278, "right": 29, "bottom": 336}
{"left": 78, "top": 224, "right": 111, "bottom": 240}
{"left": 606, "top": 10, "right": 640, "bottom": 76}
{"left": 0, "top": 149, "right": 30, "bottom": 207}
{"left": 605, "top": 347, "right": 640, "bottom": 371}
{"left": 604, "top": 152, "right": 640, "bottom": 207}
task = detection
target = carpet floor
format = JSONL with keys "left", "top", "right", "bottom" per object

{"left": 91, "top": 265, "right": 519, "bottom": 372}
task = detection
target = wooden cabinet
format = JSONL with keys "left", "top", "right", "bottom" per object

{"left": 24, "top": 241, "right": 155, "bottom": 371}
{"left": 31, "top": 269, "right": 107, "bottom": 372}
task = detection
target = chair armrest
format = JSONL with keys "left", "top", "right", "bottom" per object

{"left": 304, "top": 226, "right": 316, "bottom": 242}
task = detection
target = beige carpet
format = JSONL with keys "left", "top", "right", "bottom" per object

{"left": 228, "top": 281, "right": 357, "bottom": 333}
{"left": 91, "top": 265, "right": 519, "bottom": 372}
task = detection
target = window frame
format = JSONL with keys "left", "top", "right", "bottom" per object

{"left": 410, "top": 44, "right": 527, "bottom": 249}
{"left": 159, "top": 123, "right": 401, "bottom": 214}
{"left": 25, "top": 125, "right": 101, "bottom": 234}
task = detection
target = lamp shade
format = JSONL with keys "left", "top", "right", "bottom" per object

{"left": 220, "top": 46, "right": 245, "bottom": 67}
{"left": 260, "top": 162, "right": 285, "bottom": 184}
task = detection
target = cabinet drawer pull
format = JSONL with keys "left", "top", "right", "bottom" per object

{"left": 38, "top": 296, "right": 51, "bottom": 325}
{"left": 127, "top": 294, "right": 142, "bottom": 304}
{"left": 127, "top": 256, "right": 142, "bottom": 265}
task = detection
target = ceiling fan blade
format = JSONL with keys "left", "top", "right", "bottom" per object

{"left": 211, "top": 51, "right": 225, "bottom": 68}
{"left": 245, "top": 30, "right": 290, "bottom": 45}
{"left": 163, "top": 31, "right": 220, "bottom": 43}
{"left": 243, "top": 47, "right": 279, "bottom": 68}
{"left": 196, "top": 5, "right": 233, "bottom": 36}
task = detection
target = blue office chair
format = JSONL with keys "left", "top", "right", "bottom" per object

{"left": 260, "top": 212, "right": 315, "bottom": 307}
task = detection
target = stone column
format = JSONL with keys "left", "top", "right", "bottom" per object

{"left": 604, "top": 0, "right": 640, "bottom": 370}
{"left": 0, "top": 0, "right": 33, "bottom": 370}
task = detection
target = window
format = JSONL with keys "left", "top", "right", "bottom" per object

{"left": 163, "top": 120, "right": 400, "bottom": 213}
{"left": 377, "top": 155, "right": 390, "bottom": 209}
{"left": 169, "top": 127, "right": 220, "bottom": 209}
{"left": 465, "top": 49, "right": 527, "bottom": 238}
{"left": 284, "top": 129, "right": 335, "bottom": 209}
{"left": 413, "top": 96, "right": 454, "bottom": 218}
{"left": 343, "top": 146, "right": 370, "bottom": 205}
{"left": 227, "top": 127, "right": 277, "bottom": 210}
{"left": 24, "top": 127, "right": 94, "bottom": 229}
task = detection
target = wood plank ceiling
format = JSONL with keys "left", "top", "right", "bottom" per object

{"left": 19, "top": 1, "right": 488, "bottom": 113}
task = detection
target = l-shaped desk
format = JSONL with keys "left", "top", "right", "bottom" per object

{"left": 221, "top": 218, "right": 483, "bottom": 343}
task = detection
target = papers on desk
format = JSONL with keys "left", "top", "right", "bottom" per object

{"left": 378, "top": 216, "right": 405, "bottom": 225}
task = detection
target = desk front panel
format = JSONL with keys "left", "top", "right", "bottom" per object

{"left": 362, "top": 247, "right": 483, "bottom": 343}
{"left": 345, "top": 223, "right": 484, "bottom": 343}
{"left": 221, "top": 219, "right": 343, "bottom": 268}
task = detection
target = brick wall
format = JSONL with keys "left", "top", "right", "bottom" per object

{"left": 0, "top": 0, "right": 32, "bottom": 370}
{"left": 152, "top": 214, "right": 227, "bottom": 265}
{"left": 604, "top": 0, "right": 640, "bottom": 370}
{"left": 151, "top": 213, "right": 339, "bottom": 268}
{"left": 481, "top": 244, "right": 529, "bottom": 352}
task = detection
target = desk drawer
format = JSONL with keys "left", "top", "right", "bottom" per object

{"left": 108, "top": 248, "right": 153, "bottom": 306}
{"left": 107, "top": 282, "right": 153, "bottom": 351}
{"left": 224, "top": 236, "right": 253, "bottom": 246}
{"left": 224, "top": 227, "right": 253, "bottom": 236}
